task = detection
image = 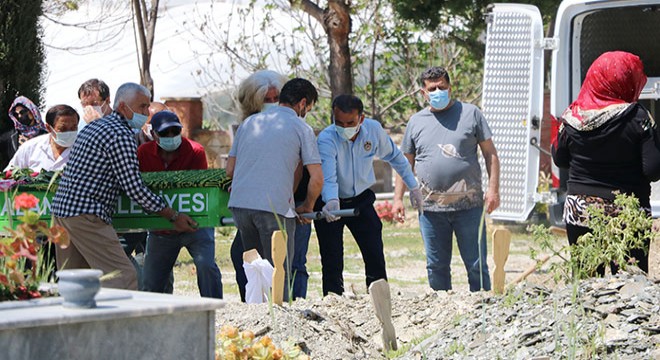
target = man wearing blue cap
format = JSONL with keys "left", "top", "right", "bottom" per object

{"left": 137, "top": 110, "right": 223, "bottom": 298}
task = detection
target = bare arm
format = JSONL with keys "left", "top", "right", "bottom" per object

{"left": 392, "top": 153, "right": 415, "bottom": 222}
{"left": 293, "top": 161, "right": 303, "bottom": 193}
{"left": 479, "top": 138, "right": 500, "bottom": 213}
{"left": 296, "top": 163, "right": 323, "bottom": 223}
{"left": 225, "top": 156, "right": 236, "bottom": 178}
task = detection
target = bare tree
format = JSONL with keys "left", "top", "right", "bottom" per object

{"left": 41, "top": 1, "right": 132, "bottom": 54}
{"left": 130, "top": 0, "right": 159, "bottom": 97}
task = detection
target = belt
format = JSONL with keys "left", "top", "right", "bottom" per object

{"left": 340, "top": 189, "right": 374, "bottom": 205}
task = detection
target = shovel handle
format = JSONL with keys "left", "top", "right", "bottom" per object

{"left": 220, "top": 208, "right": 360, "bottom": 226}
{"left": 300, "top": 208, "right": 360, "bottom": 220}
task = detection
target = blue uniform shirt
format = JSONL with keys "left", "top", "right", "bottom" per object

{"left": 317, "top": 118, "right": 418, "bottom": 202}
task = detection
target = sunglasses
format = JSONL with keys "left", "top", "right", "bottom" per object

{"left": 13, "top": 109, "right": 29, "bottom": 117}
{"left": 157, "top": 127, "right": 181, "bottom": 137}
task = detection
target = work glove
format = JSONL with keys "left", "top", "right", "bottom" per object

{"left": 322, "top": 199, "right": 341, "bottom": 222}
{"left": 410, "top": 186, "right": 424, "bottom": 215}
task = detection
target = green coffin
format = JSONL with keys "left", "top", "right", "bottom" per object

{"left": 0, "top": 169, "right": 233, "bottom": 231}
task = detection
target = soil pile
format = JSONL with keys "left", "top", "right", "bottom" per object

{"left": 215, "top": 272, "right": 660, "bottom": 359}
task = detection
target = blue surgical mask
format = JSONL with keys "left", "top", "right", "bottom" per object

{"left": 158, "top": 134, "right": 182, "bottom": 152}
{"left": 126, "top": 105, "right": 148, "bottom": 129}
{"left": 52, "top": 130, "right": 77, "bottom": 148}
{"left": 262, "top": 102, "right": 278, "bottom": 112}
{"left": 429, "top": 89, "right": 450, "bottom": 110}
{"left": 335, "top": 124, "right": 360, "bottom": 141}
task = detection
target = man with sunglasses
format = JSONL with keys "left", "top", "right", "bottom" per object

{"left": 137, "top": 110, "right": 223, "bottom": 298}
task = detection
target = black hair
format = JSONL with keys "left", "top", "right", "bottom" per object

{"left": 78, "top": 78, "right": 111, "bottom": 100}
{"left": 419, "top": 67, "right": 451, "bottom": 87}
{"left": 331, "top": 94, "right": 364, "bottom": 115}
{"left": 45, "top": 105, "right": 79, "bottom": 126}
{"left": 279, "top": 78, "right": 318, "bottom": 106}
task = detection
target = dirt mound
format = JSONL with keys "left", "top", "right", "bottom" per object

{"left": 215, "top": 272, "right": 660, "bottom": 359}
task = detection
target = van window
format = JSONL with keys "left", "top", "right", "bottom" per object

{"left": 575, "top": 5, "right": 660, "bottom": 82}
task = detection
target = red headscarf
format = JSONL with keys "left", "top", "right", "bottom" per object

{"left": 563, "top": 51, "right": 647, "bottom": 131}
{"left": 572, "top": 51, "right": 647, "bottom": 111}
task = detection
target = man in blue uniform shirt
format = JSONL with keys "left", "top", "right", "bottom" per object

{"left": 315, "top": 94, "right": 423, "bottom": 296}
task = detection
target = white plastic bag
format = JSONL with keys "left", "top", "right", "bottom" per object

{"left": 243, "top": 258, "right": 274, "bottom": 304}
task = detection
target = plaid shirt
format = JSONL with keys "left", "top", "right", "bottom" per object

{"left": 52, "top": 111, "right": 166, "bottom": 224}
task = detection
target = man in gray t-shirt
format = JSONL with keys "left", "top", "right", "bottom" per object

{"left": 226, "top": 78, "right": 323, "bottom": 277}
{"left": 393, "top": 66, "right": 500, "bottom": 292}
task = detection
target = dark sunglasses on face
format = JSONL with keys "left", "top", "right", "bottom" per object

{"left": 13, "top": 109, "right": 29, "bottom": 117}
{"left": 157, "top": 127, "right": 181, "bottom": 137}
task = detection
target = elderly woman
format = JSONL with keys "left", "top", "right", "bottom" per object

{"left": 236, "top": 69, "right": 286, "bottom": 120}
{"left": 230, "top": 70, "right": 319, "bottom": 302}
{"left": 5, "top": 104, "right": 79, "bottom": 172}
{"left": 552, "top": 51, "right": 660, "bottom": 273}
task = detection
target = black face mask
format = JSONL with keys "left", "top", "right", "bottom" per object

{"left": 17, "top": 112, "right": 33, "bottom": 126}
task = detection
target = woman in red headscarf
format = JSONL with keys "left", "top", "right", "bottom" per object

{"left": 552, "top": 51, "right": 660, "bottom": 273}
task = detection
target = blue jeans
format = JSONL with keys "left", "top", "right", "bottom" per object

{"left": 291, "top": 221, "right": 311, "bottom": 299}
{"left": 142, "top": 227, "right": 223, "bottom": 298}
{"left": 418, "top": 207, "right": 490, "bottom": 292}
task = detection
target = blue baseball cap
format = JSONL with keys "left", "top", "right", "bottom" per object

{"left": 150, "top": 110, "right": 182, "bottom": 133}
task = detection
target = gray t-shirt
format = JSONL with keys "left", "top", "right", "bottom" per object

{"left": 401, "top": 102, "right": 492, "bottom": 212}
{"left": 228, "top": 106, "right": 321, "bottom": 217}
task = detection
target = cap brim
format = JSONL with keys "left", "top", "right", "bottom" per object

{"left": 156, "top": 122, "right": 183, "bottom": 133}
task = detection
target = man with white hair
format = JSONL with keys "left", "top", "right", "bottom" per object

{"left": 52, "top": 82, "right": 197, "bottom": 290}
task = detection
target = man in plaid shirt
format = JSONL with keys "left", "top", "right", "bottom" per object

{"left": 52, "top": 82, "right": 197, "bottom": 290}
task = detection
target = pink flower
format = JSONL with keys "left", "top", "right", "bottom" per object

{"left": 0, "top": 179, "right": 16, "bottom": 192}
{"left": 14, "top": 193, "right": 39, "bottom": 210}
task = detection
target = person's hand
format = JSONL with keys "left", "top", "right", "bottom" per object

{"left": 484, "top": 190, "right": 500, "bottom": 214}
{"left": 295, "top": 204, "right": 313, "bottom": 224}
{"left": 18, "top": 134, "right": 28, "bottom": 145}
{"left": 82, "top": 105, "right": 102, "bottom": 124}
{"left": 173, "top": 212, "right": 197, "bottom": 232}
{"left": 409, "top": 186, "right": 424, "bottom": 215}
{"left": 322, "top": 199, "right": 340, "bottom": 222}
{"left": 392, "top": 199, "right": 406, "bottom": 223}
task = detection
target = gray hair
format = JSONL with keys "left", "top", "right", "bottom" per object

{"left": 113, "top": 83, "right": 151, "bottom": 109}
{"left": 237, "top": 70, "right": 287, "bottom": 120}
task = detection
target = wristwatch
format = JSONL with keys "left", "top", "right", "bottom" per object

{"left": 168, "top": 211, "right": 180, "bottom": 223}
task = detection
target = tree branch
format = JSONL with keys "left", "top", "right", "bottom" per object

{"left": 290, "top": 0, "right": 324, "bottom": 24}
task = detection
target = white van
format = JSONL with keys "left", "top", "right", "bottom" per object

{"left": 482, "top": 0, "right": 660, "bottom": 224}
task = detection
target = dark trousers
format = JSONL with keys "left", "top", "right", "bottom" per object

{"left": 566, "top": 223, "right": 649, "bottom": 274}
{"left": 314, "top": 189, "right": 386, "bottom": 296}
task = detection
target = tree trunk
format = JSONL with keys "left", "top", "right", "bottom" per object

{"left": 131, "top": 0, "right": 159, "bottom": 98}
{"left": 323, "top": 0, "right": 353, "bottom": 98}
{"left": 292, "top": 0, "right": 353, "bottom": 99}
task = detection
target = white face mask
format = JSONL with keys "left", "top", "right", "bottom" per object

{"left": 51, "top": 131, "right": 77, "bottom": 148}
{"left": 158, "top": 134, "right": 182, "bottom": 152}
{"left": 262, "top": 102, "right": 278, "bottom": 112}
{"left": 335, "top": 124, "right": 360, "bottom": 141}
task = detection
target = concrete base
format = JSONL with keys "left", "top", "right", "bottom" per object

{"left": 0, "top": 288, "right": 224, "bottom": 360}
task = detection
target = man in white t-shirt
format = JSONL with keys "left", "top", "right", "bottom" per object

{"left": 5, "top": 105, "right": 79, "bottom": 173}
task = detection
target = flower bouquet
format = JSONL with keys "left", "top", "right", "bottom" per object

{"left": 0, "top": 189, "right": 70, "bottom": 301}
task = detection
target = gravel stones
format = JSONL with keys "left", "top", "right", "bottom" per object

{"left": 215, "top": 272, "right": 660, "bottom": 359}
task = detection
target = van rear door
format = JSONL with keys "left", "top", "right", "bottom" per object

{"left": 481, "top": 4, "right": 545, "bottom": 222}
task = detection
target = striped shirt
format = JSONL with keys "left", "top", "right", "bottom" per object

{"left": 52, "top": 111, "right": 165, "bottom": 224}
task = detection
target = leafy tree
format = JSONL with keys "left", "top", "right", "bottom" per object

{"left": 188, "top": 0, "right": 486, "bottom": 130}
{"left": 389, "top": 0, "right": 561, "bottom": 58}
